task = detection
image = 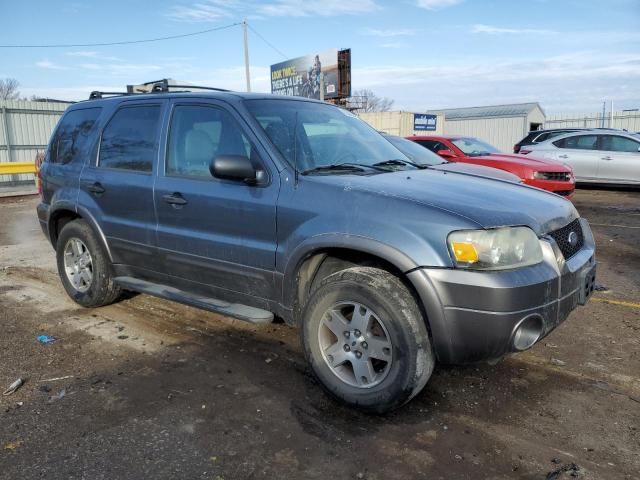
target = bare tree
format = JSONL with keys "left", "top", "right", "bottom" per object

{"left": 0, "top": 78, "right": 20, "bottom": 100}
{"left": 348, "top": 89, "right": 394, "bottom": 113}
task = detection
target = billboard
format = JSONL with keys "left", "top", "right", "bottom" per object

{"left": 271, "top": 48, "right": 351, "bottom": 100}
{"left": 413, "top": 113, "right": 437, "bottom": 131}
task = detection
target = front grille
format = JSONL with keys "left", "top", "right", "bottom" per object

{"left": 540, "top": 171, "right": 571, "bottom": 181}
{"left": 548, "top": 219, "right": 584, "bottom": 260}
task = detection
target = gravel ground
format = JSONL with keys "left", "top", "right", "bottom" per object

{"left": 0, "top": 188, "right": 638, "bottom": 480}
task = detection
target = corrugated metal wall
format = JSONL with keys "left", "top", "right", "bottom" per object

{"left": 545, "top": 111, "right": 640, "bottom": 131}
{"left": 0, "top": 100, "right": 69, "bottom": 184}
{"left": 358, "top": 111, "right": 445, "bottom": 136}
{"left": 443, "top": 116, "right": 527, "bottom": 152}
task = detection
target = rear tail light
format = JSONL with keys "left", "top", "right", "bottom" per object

{"left": 519, "top": 149, "right": 532, "bottom": 155}
{"left": 35, "top": 151, "right": 44, "bottom": 198}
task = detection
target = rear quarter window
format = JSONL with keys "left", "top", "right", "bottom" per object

{"left": 49, "top": 107, "right": 102, "bottom": 164}
{"left": 553, "top": 135, "right": 597, "bottom": 150}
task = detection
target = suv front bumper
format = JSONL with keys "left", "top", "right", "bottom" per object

{"left": 408, "top": 218, "right": 596, "bottom": 364}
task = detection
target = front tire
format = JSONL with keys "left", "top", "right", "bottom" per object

{"left": 301, "top": 266, "right": 434, "bottom": 413}
{"left": 56, "top": 219, "right": 122, "bottom": 308}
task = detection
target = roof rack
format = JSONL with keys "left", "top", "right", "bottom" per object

{"left": 89, "top": 78, "right": 231, "bottom": 99}
{"left": 89, "top": 91, "right": 135, "bottom": 99}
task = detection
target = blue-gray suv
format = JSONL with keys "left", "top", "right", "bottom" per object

{"left": 37, "top": 89, "right": 597, "bottom": 412}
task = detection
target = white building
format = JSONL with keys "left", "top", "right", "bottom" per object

{"left": 436, "top": 103, "right": 546, "bottom": 153}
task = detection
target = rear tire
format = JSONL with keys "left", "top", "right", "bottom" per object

{"left": 56, "top": 219, "right": 122, "bottom": 307}
{"left": 301, "top": 266, "right": 434, "bottom": 413}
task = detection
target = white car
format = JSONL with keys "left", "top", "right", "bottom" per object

{"left": 521, "top": 131, "right": 640, "bottom": 185}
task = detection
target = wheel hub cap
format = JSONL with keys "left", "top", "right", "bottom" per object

{"left": 63, "top": 238, "right": 93, "bottom": 293}
{"left": 318, "top": 302, "right": 393, "bottom": 389}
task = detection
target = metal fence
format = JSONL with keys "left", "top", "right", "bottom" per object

{"left": 0, "top": 99, "right": 70, "bottom": 185}
{"left": 545, "top": 111, "right": 640, "bottom": 132}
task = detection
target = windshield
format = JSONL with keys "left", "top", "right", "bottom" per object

{"left": 383, "top": 135, "right": 445, "bottom": 166}
{"left": 244, "top": 99, "right": 413, "bottom": 172}
{"left": 451, "top": 137, "right": 500, "bottom": 156}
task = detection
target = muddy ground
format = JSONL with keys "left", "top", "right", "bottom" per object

{"left": 0, "top": 188, "right": 638, "bottom": 480}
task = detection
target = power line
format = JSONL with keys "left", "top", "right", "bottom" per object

{"left": 247, "top": 24, "right": 288, "bottom": 59}
{"left": 0, "top": 22, "right": 241, "bottom": 48}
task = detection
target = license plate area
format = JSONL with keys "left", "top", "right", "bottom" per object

{"left": 578, "top": 264, "right": 597, "bottom": 305}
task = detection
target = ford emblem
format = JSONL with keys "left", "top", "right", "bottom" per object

{"left": 568, "top": 231, "right": 578, "bottom": 247}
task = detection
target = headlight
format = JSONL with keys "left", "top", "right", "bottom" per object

{"left": 448, "top": 227, "right": 543, "bottom": 270}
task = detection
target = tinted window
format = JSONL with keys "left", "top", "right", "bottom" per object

{"left": 416, "top": 140, "right": 450, "bottom": 153}
{"left": 99, "top": 105, "right": 161, "bottom": 172}
{"left": 451, "top": 137, "right": 500, "bottom": 156}
{"left": 50, "top": 108, "right": 101, "bottom": 164}
{"left": 599, "top": 135, "right": 640, "bottom": 153}
{"left": 384, "top": 135, "right": 444, "bottom": 165}
{"left": 553, "top": 135, "right": 597, "bottom": 150}
{"left": 167, "top": 105, "right": 252, "bottom": 177}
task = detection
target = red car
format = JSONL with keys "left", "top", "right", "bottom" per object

{"left": 407, "top": 135, "right": 576, "bottom": 198}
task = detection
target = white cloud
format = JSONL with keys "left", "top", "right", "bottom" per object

{"left": 191, "top": 65, "right": 271, "bottom": 92}
{"left": 19, "top": 65, "right": 271, "bottom": 102}
{"left": 362, "top": 28, "right": 416, "bottom": 37}
{"left": 167, "top": 0, "right": 379, "bottom": 21}
{"left": 19, "top": 85, "right": 122, "bottom": 102}
{"left": 66, "top": 51, "right": 121, "bottom": 61}
{"left": 166, "top": 0, "right": 234, "bottom": 22}
{"left": 472, "top": 24, "right": 555, "bottom": 35}
{"left": 352, "top": 52, "right": 640, "bottom": 112}
{"left": 380, "top": 42, "right": 409, "bottom": 48}
{"left": 65, "top": 51, "right": 99, "bottom": 58}
{"left": 258, "top": 0, "right": 379, "bottom": 17}
{"left": 35, "top": 60, "right": 68, "bottom": 70}
{"left": 416, "top": 0, "right": 463, "bottom": 10}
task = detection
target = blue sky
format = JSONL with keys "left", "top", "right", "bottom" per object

{"left": 1, "top": 0, "right": 639, "bottom": 112}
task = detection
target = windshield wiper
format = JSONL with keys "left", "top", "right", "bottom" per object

{"left": 301, "top": 163, "right": 387, "bottom": 175}
{"left": 373, "top": 158, "right": 428, "bottom": 170}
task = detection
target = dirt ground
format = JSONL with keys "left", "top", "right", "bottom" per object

{"left": 0, "top": 188, "right": 638, "bottom": 480}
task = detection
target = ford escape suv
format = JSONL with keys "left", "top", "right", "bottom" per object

{"left": 37, "top": 87, "right": 596, "bottom": 413}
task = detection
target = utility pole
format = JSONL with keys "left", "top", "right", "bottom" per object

{"left": 242, "top": 18, "right": 251, "bottom": 92}
{"left": 610, "top": 100, "right": 614, "bottom": 128}
{"left": 601, "top": 101, "right": 606, "bottom": 128}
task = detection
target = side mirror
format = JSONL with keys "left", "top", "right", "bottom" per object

{"left": 210, "top": 155, "right": 259, "bottom": 183}
{"left": 437, "top": 149, "right": 457, "bottom": 159}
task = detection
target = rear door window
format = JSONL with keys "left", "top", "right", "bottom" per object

{"left": 553, "top": 135, "right": 597, "bottom": 150}
{"left": 50, "top": 108, "right": 102, "bottom": 164}
{"left": 599, "top": 135, "right": 640, "bottom": 153}
{"left": 99, "top": 105, "right": 161, "bottom": 172}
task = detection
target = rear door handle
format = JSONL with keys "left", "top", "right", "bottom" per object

{"left": 163, "top": 193, "right": 188, "bottom": 206}
{"left": 558, "top": 154, "right": 568, "bottom": 159}
{"left": 601, "top": 156, "right": 613, "bottom": 161}
{"left": 87, "top": 182, "right": 105, "bottom": 195}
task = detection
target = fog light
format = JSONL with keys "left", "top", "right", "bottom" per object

{"left": 512, "top": 315, "right": 544, "bottom": 351}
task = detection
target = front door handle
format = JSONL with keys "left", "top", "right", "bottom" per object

{"left": 163, "top": 193, "right": 188, "bottom": 206}
{"left": 558, "top": 154, "right": 568, "bottom": 159}
{"left": 87, "top": 182, "right": 105, "bottom": 195}
{"left": 601, "top": 156, "right": 613, "bottom": 161}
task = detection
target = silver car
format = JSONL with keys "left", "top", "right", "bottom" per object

{"left": 521, "top": 130, "right": 640, "bottom": 185}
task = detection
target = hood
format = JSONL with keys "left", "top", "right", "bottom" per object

{"left": 324, "top": 169, "right": 578, "bottom": 235}
{"left": 481, "top": 153, "right": 569, "bottom": 171}
{"left": 431, "top": 162, "right": 521, "bottom": 183}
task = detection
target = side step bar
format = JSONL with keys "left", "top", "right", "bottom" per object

{"left": 114, "top": 276, "right": 274, "bottom": 324}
